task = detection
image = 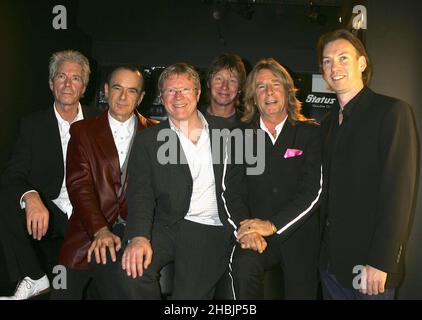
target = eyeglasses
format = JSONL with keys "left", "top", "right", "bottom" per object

{"left": 161, "top": 87, "right": 196, "bottom": 97}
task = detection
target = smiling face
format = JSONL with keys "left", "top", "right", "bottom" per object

{"left": 254, "top": 68, "right": 287, "bottom": 123}
{"left": 105, "top": 68, "right": 145, "bottom": 122}
{"left": 49, "top": 61, "right": 86, "bottom": 109}
{"left": 321, "top": 38, "right": 366, "bottom": 105}
{"left": 161, "top": 73, "right": 200, "bottom": 125}
{"left": 209, "top": 68, "right": 240, "bottom": 108}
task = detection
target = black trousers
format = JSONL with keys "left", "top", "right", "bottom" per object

{"left": 117, "top": 219, "right": 233, "bottom": 300}
{"left": 231, "top": 236, "right": 318, "bottom": 300}
{"left": 0, "top": 192, "right": 67, "bottom": 282}
{"left": 49, "top": 259, "right": 122, "bottom": 300}
{"left": 50, "top": 223, "right": 126, "bottom": 300}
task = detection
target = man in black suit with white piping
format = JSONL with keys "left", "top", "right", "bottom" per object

{"left": 231, "top": 58, "right": 322, "bottom": 300}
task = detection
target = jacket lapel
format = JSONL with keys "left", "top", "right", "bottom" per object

{"left": 94, "top": 112, "right": 121, "bottom": 195}
{"left": 209, "top": 126, "right": 223, "bottom": 186}
{"left": 324, "top": 108, "right": 339, "bottom": 161}
{"left": 159, "top": 121, "right": 192, "bottom": 183}
{"left": 46, "top": 107, "right": 65, "bottom": 176}
{"left": 275, "top": 120, "right": 297, "bottom": 156}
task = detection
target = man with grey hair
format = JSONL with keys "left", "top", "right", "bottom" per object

{"left": 0, "top": 49, "right": 98, "bottom": 299}
{"left": 119, "top": 63, "right": 247, "bottom": 299}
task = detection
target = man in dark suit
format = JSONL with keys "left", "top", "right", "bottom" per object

{"left": 231, "top": 58, "right": 322, "bottom": 299}
{"left": 0, "top": 50, "right": 97, "bottom": 300}
{"left": 318, "top": 29, "right": 418, "bottom": 299}
{"left": 119, "top": 63, "right": 247, "bottom": 299}
{"left": 52, "top": 66, "right": 157, "bottom": 299}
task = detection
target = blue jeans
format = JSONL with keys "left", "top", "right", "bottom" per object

{"left": 320, "top": 269, "right": 395, "bottom": 300}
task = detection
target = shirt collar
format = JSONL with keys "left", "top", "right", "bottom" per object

{"left": 259, "top": 115, "right": 287, "bottom": 134}
{"left": 169, "top": 110, "right": 209, "bottom": 132}
{"left": 108, "top": 112, "right": 135, "bottom": 133}
{"left": 54, "top": 103, "right": 83, "bottom": 125}
{"left": 340, "top": 86, "right": 368, "bottom": 120}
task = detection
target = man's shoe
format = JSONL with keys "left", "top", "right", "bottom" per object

{"left": 0, "top": 275, "right": 50, "bottom": 300}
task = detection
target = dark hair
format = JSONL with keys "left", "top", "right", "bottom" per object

{"left": 206, "top": 53, "right": 246, "bottom": 108}
{"left": 206, "top": 53, "right": 246, "bottom": 89}
{"left": 107, "top": 66, "right": 144, "bottom": 92}
{"left": 317, "top": 29, "right": 372, "bottom": 85}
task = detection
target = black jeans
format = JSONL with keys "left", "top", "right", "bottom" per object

{"left": 0, "top": 196, "right": 67, "bottom": 282}
{"left": 50, "top": 222, "right": 126, "bottom": 300}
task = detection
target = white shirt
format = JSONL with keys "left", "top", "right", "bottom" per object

{"left": 260, "top": 115, "right": 288, "bottom": 145}
{"left": 108, "top": 113, "right": 136, "bottom": 169}
{"left": 169, "top": 111, "right": 222, "bottom": 226}
{"left": 20, "top": 104, "right": 84, "bottom": 219}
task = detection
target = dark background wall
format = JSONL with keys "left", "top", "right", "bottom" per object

{"left": 79, "top": 1, "right": 338, "bottom": 70}
{"left": 366, "top": 1, "right": 422, "bottom": 299}
{"left": 0, "top": 0, "right": 421, "bottom": 299}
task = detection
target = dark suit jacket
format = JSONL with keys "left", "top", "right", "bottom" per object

{"left": 0, "top": 106, "right": 98, "bottom": 216}
{"left": 243, "top": 119, "right": 322, "bottom": 268}
{"left": 59, "top": 111, "right": 158, "bottom": 270}
{"left": 124, "top": 119, "right": 248, "bottom": 242}
{"left": 321, "top": 87, "right": 418, "bottom": 288}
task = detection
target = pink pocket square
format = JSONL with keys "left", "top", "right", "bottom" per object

{"left": 284, "top": 148, "right": 303, "bottom": 159}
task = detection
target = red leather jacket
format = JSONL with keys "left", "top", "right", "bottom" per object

{"left": 59, "top": 110, "right": 158, "bottom": 270}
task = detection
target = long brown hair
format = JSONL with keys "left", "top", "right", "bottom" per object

{"left": 241, "top": 58, "right": 307, "bottom": 126}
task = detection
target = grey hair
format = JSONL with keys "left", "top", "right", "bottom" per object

{"left": 48, "top": 50, "right": 91, "bottom": 87}
{"left": 158, "top": 63, "right": 200, "bottom": 94}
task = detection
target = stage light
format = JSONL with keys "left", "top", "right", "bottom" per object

{"left": 307, "top": 1, "right": 327, "bottom": 26}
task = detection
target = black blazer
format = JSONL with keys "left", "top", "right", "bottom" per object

{"left": 124, "top": 119, "right": 248, "bottom": 241}
{"left": 0, "top": 106, "right": 98, "bottom": 210}
{"left": 242, "top": 119, "right": 322, "bottom": 267}
{"left": 321, "top": 87, "right": 418, "bottom": 288}
{"left": 244, "top": 120, "right": 322, "bottom": 233}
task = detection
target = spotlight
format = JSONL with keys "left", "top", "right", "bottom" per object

{"left": 212, "top": 1, "right": 228, "bottom": 21}
{"left": 212, "top": 9, "right": 223, "bottom": 20}
{"left": 307, "top": 1, "right": 327, "bottom": 26}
